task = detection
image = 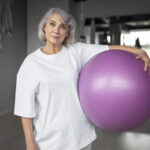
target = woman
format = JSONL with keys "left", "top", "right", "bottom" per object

{"left": 14, "top": 8, "right": 150, "bottom": 150}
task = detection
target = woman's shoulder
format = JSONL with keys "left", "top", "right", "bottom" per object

{"left": 67, "top": 42, "right": 88, "bottom": 52}
{"left": 69, "top": 42, "right": 86, "bottom": 47}
{"left": 21, "top": 48, "right": 40, "bottom": 64}
{"left": 20, "top": 54, "right": 34, "bottom": 67}
{"left": 17, "top": 49, "right": 39, "bottom": 75}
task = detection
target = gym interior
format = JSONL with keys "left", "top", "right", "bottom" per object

{"left": 0, "top": 0, "right": 150, "bottom": 149}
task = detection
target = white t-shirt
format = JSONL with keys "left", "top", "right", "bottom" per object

{"left": 14, "top": 42, "right": 109, "bottom": 150}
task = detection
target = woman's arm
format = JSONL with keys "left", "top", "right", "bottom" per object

{"left": 21, "top": 117, "right": 40, "bottom": 150}
{"left": 109, "top": 45, "right": 150, "bottom": 74}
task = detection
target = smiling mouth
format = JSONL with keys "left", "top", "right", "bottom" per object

{"left": 51, "top": 35, "right": 60, "bottom": 38}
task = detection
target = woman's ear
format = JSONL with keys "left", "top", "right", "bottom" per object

{"left": 43, "top": 24, "right": 46, "bottom": 33}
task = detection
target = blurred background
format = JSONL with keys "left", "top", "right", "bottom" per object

{"left": 0, "top": 0, "right": 150, "bottom": 149}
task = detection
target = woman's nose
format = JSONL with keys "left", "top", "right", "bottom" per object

{"left": 53, "top": 26, "right": 60, "bottom": 33}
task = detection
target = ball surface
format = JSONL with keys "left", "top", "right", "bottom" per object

{"left": 78, "top": 50, "right": 150, "bottom": 131}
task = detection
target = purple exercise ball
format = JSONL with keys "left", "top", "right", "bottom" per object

{"left": 78, "top": 50, "right": 150, "bottom": 131}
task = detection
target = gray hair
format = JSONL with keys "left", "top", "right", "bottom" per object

{"left": 38, "top": 8, "right": 76, "bottom": 46}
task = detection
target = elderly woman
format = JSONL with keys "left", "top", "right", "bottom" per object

{"left": 14, "top": 8, "right": 150, "bottom": 150}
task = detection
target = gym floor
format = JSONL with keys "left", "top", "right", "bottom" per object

{"left": 0, "top": 111, "right": 150, "bottom": 150}
{"left": 0, "top": 111, "right": 26, "bottom": 150}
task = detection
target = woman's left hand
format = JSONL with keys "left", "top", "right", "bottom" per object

{"left": 135, "top": 50, "right": 150, "bottom": 74}
{"left": 109, "top": 45, "right": 150, "bottom": 75}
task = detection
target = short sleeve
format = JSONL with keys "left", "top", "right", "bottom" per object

{"left": 72, "top": 42, "right": 109, "bottom": 67}
{"left": 14, "top": 56, "right": 38, "bottom": 118}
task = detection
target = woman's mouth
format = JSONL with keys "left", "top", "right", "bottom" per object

{"left": 51, "top": 35, "right": 59, "bottom": 39}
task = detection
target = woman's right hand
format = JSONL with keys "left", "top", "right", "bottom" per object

{"left": 26, "top": 142, "right": 40, "bottom": 150}
{"left": 21, "top": 117, "right": 40, "bottom": 150}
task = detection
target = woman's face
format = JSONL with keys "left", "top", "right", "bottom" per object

{"left": 44, "top": 13, "right": 69, "bottom": 45}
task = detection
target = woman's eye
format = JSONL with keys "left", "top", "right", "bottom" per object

{"left": 61, "top": 25, "right": 67, "bottom": 29}
{"left": 50, "top": 22, "right": 55, "bottom": 26}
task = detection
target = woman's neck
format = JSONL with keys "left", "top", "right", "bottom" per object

{"left": 42, "top": 43, "right": 62, "bottom": 54}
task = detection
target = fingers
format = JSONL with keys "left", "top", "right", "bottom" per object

{"left": 144, "top": 61, "right": 148, "bottom": 71}
{"left": 148, "top": 62, "right": 150, "bottom": 75}
{"left": 136, "top": 53, "right": 143, "bottom": 60}
{"left": 144, "top": 60, "right": 150, "bottom": 75}
{"left": 136, "top": 55, "right": 141, "bottom": 60}
{"left": 135, "top": 53, "right": 150, "bottom": 74}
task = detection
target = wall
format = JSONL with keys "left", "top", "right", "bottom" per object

{"left": 92, "top": 121, "right": 150, "bottom": 150}
{"left": 70, "top": 0, "right": 150, "bottom": 42}
{"left": 0, "top": 0, "right": 27, "bottom": 114}
{"left": 27, "top": 0, "right": 70, "bottom": 54}
{"left": 82, "top": 0, "right": 150, "bottom": 18}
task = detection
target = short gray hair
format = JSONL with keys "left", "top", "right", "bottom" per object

{"left": 38, "top": 8, "right": 76, "bottom": 46}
